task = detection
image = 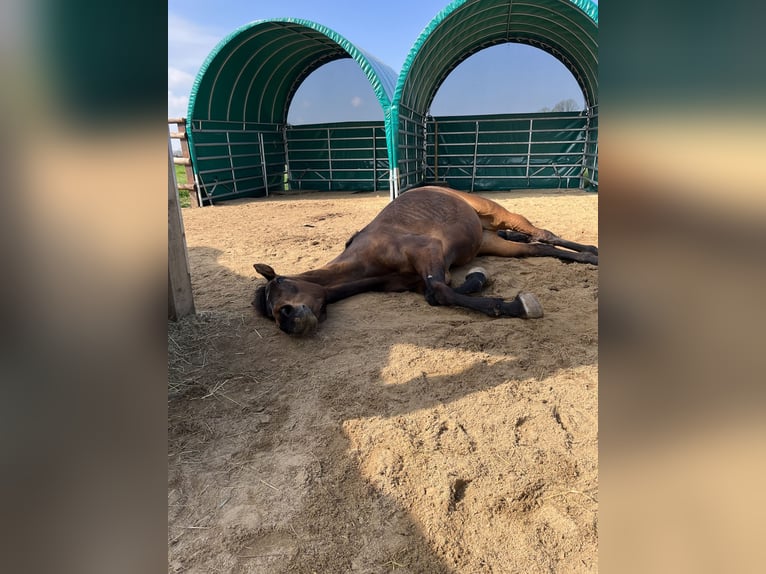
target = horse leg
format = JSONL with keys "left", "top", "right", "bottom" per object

{"left": 413, "top": 247, "right": 543, "bottom": 318}
{"left": 480, "top": 231, "right": 598, "bottom": 265}
{"left": 533, "top": 231, "right": 599, "bottom": 255}
{"left": 453, "top": 267, "right": 489, "bottom": 294}
{"left": 501, "top": 226, "right": 598, "bottom": 256}
{"left": 425, "top": 272, "right": 543, "bottom": 319}
{"left": 497, "top": 230, "right": 531, "bottom": 243}
{"left": 480, "top": 202, "right": 598, "bottom": 255}
{"left": 498, "top": 225, "right": 598, "bottom": 255}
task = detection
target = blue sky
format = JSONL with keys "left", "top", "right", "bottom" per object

{"left": 168, "top": 0, "right": 593, "bottom": 124}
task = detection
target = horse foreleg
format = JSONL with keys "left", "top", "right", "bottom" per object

{"left": 417, "top": 256, "right": 542, "bottom": 318}
{"left": 534, "top": 230, "right": 599, "bottom": 255}
{"left": 424, "top": 274, "right": 543, "bottom": 319}
{"left": 452, "top": 267, "right": 489, "bottom": 294}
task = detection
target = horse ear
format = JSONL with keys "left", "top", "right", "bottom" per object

{"left": 253, "top": 263, "right": 276, "bottom": 280}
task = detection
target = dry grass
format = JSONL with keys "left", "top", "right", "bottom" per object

{"left": 168, "top": 312, "right": 240, "bottom": 399}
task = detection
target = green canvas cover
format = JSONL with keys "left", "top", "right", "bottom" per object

{"left": 187, "top": 18, "right": 396, "bottom": 125}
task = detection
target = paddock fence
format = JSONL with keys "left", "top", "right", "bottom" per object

{"left": 173, "top": 108, "right": 597, "bottom": 205}
{"left": 168, "top": 118, "right": 202, "bottom": 207}
{"left": 425, "top": 109, "right": 598, "bottom": 191}
{"left": 186, "top": 120, "right": 285, "bottom": 205}
{"left": 286, "top": 121, "right": 389, "bottom": 192}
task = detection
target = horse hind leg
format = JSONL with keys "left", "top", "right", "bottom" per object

{"left": 533, "top": 229, "right": 599, "bottom": 255}
{"left": 482, "top": 202, "right": 598, "bottom": 255}
{"left": 481, "top": 231, "right": 598, "bottom": 265}
{"left": 498, "top": 227, "right": 598, "bottom": 256}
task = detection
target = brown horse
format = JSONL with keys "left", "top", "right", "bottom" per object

{"left": 253, "top": 185, "right": 597, "bottom": 335}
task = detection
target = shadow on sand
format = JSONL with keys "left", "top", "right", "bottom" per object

{"left": 168, "top": 241, "right": 598, "bottom": 573}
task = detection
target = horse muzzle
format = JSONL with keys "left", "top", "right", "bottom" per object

{"left": 277, "top": 304, "right": 319, "bottom": 336}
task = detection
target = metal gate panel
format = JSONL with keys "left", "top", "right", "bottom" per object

{"left": 286, "top": 121, "right": 388, "bottom": 191}
{"left": 426, "top": 111, "right": 591, "bottom": 191}
{"left": 190, "top": 120, "right": 285, "bottom": 203}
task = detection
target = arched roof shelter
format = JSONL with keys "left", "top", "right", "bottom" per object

{"left": 390, "top": 0, "right": 598, "bottom": 193}
{"left": 188, "top": 18, "right": 396, "bottom": 125}
{"left": 186, "top": 18, "right": 397, "bottom": 201}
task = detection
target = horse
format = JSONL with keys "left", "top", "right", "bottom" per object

{"left": 253, "top": 185, "right": 597, "bottom": 335}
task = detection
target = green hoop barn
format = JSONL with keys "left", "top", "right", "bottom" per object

{"left": 186, "top": 0, "right": 598, "bottom": 204}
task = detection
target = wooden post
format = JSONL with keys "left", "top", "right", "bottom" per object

{"left": 168, "top": 118, "right": 200, "bottom": 207}
{"left": 168, "top": 138, "right": 195, "bottom": 320}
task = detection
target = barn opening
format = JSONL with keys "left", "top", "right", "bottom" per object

{"left": 285, "top": 59, "right": 388, "bottom": 193}
{"left": 426, "top": 43, "right": 592, "bottom": 191}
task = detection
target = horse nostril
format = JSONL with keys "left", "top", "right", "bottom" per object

{"left": 280, "top": 305, "right": 294, "bottom": 317}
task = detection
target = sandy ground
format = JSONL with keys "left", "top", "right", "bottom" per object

{"left": 168, "top": 189, "right": 598, "bottom": 573}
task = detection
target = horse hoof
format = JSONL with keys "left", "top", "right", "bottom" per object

{"left": 518, "top": 292, "right": 544, "bottom": 319}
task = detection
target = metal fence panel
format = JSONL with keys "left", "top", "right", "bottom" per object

{"left": 425, "top": 111, "right": 596, "bottom": 191}
{"left": 286, "top": 121, "right": 389, "bottom": 191}
{"left": 190, "top": 120, "right": 285, "bottom": 203}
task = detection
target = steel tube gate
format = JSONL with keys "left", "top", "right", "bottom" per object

{"left": 285, "top": 121, "right": 389, "bottom": 191}
{"left": 424, "top": 111, "right": 594, "bottom": 191}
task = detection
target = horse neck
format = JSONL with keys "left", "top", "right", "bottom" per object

{"left": 290, "top": 261, "right": 364, "bottom": 287}
{"left": 291, "top": 260, "right": 381, "bottom": 303}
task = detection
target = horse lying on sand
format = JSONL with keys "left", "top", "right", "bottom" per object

{"left": 253, "top": 185, "right": 597, "bottom": 335}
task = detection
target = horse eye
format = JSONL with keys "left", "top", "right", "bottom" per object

{"left": 275, "top": 277, "right": 285, "bottom": 284}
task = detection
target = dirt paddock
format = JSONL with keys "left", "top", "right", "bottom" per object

{"left": 168, "top": 189, "right": 598, "bottom": 573}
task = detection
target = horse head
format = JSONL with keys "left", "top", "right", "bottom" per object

{"left": 252, "top": 263, "right": 327, "bottom": 336}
